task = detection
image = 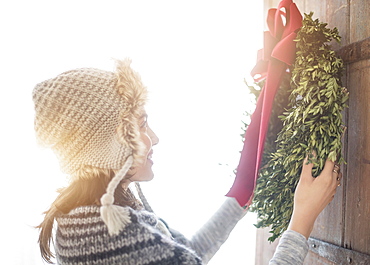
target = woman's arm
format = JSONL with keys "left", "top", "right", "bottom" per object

{"left": 170, "top": 156, "right": 340, "bottom": 265}
{"left": 269, "top": 158, "right": 342, "bottom": 264}
{"left": 187, "top": 197, "right": 246, "bottom": 264}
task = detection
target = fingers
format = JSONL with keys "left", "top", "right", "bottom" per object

{"left": 337, "top": 173, "right": 343, "bottom": 186}
{"left": 335, "top": 167, "right": 343, "bottom": 187}
{"left": 300, "top": 156, "right": 314, "bottom": 180}
{"left": 333, "top": 163, "right": 340, "bottom": 175}
{"left": 332, "top": 163, "right": 343, "bottom": 187}
{"left": 319, "top": 160, "right": 340, "bottom": 191}
{"left": 301, "top": 156, "right": 344, "bottom": 189}
{"left": 321, "top": 159, "right": 335, "bottom": 176}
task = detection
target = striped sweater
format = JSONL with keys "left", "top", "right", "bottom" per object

{"left": 55, "top": 197, "right": 246, "bottom": 264}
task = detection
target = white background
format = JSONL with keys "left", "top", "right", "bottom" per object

{"left": 0, "top": 1, "right": 263, "bottom": 264}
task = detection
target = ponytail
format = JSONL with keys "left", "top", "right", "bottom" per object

{"left": 36, "top": 167, "right": 143, "bottom": 263}
{"left": 37, "top": 206, "right": 58, "bottom": 263}
{"left": 36, "top": 168, "right": 113, "bottom": 263}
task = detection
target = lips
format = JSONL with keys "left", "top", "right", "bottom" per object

{"left": 147, "top": 151, "right": 153, "bottom": 164}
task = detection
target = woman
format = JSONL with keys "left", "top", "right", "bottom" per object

{"left": 33, "top": 59, "right": 342, "bottom": 264}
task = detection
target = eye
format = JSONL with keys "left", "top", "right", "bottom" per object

{"left": 141, "top": 120, "right": 148, "bottom": 128}
{"left": 140, "top": 116, "right": 148, "bottom": 129}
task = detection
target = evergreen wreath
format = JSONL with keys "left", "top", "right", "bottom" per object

{"left": 244, "top": 13, "right": 349, "bottom": 242}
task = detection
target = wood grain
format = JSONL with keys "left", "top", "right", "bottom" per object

{"left": 345, "top": 58, "right": 370, "bottom": 254}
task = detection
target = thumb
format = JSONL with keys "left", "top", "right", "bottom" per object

{"left": 300, "top": 156, "right": 314, "bottom": 181}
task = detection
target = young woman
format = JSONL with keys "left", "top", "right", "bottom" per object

{"left": 33, "top": 59, "right": 342, "bottom": 264}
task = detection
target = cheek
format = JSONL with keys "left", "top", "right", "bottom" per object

{"left": 140, "top": 132, "right": 152, "bottom": 153}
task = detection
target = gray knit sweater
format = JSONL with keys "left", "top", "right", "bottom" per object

{"left": 55, "top": 198, "right": 309, "bottom": 264}
{"left": 269, "top": 230, "right": 309, "bottom": 264}
{"left": 55, "top": 197, "right": 245, "bottom": 264}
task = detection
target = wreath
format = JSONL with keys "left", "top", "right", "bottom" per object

{"left": 244, "top": 12, "right": 349, "bottom": 241}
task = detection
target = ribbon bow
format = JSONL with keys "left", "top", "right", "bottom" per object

{"left": 226, "top": 0, "right": 302, "bottom": 207}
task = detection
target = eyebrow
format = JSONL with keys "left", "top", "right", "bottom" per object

{"left": 140, "top": 113, "right": 148, "bottom": 120}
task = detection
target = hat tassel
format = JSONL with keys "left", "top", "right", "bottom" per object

{"left": 100, "top": 156, "right": 133, "bottom": 235}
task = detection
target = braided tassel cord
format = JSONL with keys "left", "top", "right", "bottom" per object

{"left": 100, "top": 156, "right": 133, "bottom": 235}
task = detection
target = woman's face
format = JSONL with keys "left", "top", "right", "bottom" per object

{"left": 129, "top": 112, "right": 159, "bottom": 183}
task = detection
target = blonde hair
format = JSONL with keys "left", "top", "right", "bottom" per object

{"left": 37, "top": 165, "right": 142, "bottom": 263}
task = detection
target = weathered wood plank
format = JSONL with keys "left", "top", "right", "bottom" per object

{"left": 338, "top": 37, "right": 370, "bottom": 64}
{"left": 345, "top": 58, "right": 370, "bottom": 254}
{"left": 350, "top": 0, "right": 370, "bottom": 43}
{"left": 300, "top": 0, "right": 326, "bottom": 22}
{"left": 255, "top": 227, "right": 279, "bottom": 265}
{"left": 326, "top": 0, "right": 350, "bottom": 49}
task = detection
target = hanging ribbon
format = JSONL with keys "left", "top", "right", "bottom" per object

{"left": 226, "top": 0, "right": 302, "bottom": 207}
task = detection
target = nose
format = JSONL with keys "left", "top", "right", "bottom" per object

{"left": 149, "top": 127, "right": 159, "bottom": 146}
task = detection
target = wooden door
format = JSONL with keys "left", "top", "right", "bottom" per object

{"left": 255, "top": 1, "right": 370, "bottom": 264}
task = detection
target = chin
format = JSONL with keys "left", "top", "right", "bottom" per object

{"left": 133, "top": 170, "right": 154, "bottom": 182}
{"left": 145, "top": 173, "right": 155, "bottom": 182}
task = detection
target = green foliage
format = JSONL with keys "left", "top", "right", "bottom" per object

{"left": 248, "top": 13, "right": 349, "bottom": 242}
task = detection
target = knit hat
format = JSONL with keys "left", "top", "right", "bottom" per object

{"left": 33, "top": 59, "right": 148, "bottom": 235}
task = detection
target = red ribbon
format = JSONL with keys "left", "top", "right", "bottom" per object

{"left": 226, "top": 0, "right": 302, "bottom": 207}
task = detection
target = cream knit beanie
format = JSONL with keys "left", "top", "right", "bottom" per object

{"left": 33, "top": 59, "right": 147, "bottom": 235}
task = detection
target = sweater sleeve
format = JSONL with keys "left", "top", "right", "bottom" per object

{"left": 269, "top": 230, "right": 309, "bottom": 265}
{"left": 187, "top": 197, "right": 247, "bottom": 264}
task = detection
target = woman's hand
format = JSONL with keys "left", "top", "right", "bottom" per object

{"left": 288, "top": 157, "right": 342, "bottom": 239}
